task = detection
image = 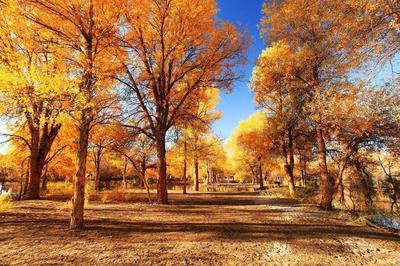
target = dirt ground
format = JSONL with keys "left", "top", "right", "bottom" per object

{"left": 1, "top": 192, "right": 399, "bottom": 265}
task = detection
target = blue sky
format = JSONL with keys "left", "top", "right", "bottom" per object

{"left": 212, "top": 0, "right": 265, "bottom": 140}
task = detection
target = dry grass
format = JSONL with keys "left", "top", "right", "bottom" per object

{"left": 57, "top": 197, "right": 90, "bottom": 211}
{"left": 99, "top": 189, "right": 142, "bottom": 203}
{"left": 48, "top": 182, "right": 95, "bottom": 211}
{"left": 0, "top": 194, "right": 12, "bottom": 212}
{"left": 46, "top": 182, "right": 74, "bottom": 197}
{"left": 46, "top": 181, "right": 95, "bottom": 199}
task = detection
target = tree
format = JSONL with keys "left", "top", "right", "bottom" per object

{"left": 252, "top": 41, "right": 310, "bottom": 196}
{"left": 261, "top": 0, "right": 357, "bottom": 210}
{"left": 114, "top": 133, "right": 157, "bottom": 203}
{"left": 0, "top": 3, "right": 73, "bottom": 199}
{"left": 178, "top": 87, "right": 221, "bottom": 192}
{"left": 119, "top": 0, "right": 247, "bottom": 203}
{"left": 379, "top": 156, "right": 400, "bottom": 213}
{"left": 18, "top": 0, "right": 126, "bottom": 229}
{"left": 226, "top": 112, "right": 272, "bottom": 189}
{"left": 89, "top": 124, "right": 125, "bottom": 191}
{"left": 339, "top": 0, "right": 399, "bottom": 68}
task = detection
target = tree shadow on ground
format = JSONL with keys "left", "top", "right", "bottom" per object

{"left": 2, "top": 193, "right": 399, "bottom": 243}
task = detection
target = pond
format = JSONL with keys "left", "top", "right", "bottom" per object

{"left": 167, "top": 183, "right": 257, "bottom": 193}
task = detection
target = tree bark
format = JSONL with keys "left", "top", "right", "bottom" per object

{"left": 156, "top": 133, "right": 168, "bottom": 204}
{"left": 312, "top": 66, "right": 334, "bottom": 210}
{"left": 141, "top": 169, "right": 152, "bottom": 204}
{"left": 27, "top": 126, "right": 41, "bottom": 199}
{"left": 23, "top": 161, "right": 30, "bottom": 197}
{"left": 206, "top": 162, "right": 210, "bottom": 185}
{"left": 70, "top": 0, "right": 95, "bottom": 229}
{"left": 317, "top": 125, "right": 333, "bottom": 210}
{"left": 259, "top": 160, "right": 264, "bottom": 190}
{"left": 300, "top": 155, "right": 307, "bottom": 187}
{"left": 93, "top": 147, "right": 102, "bottom": 191}
{"left": 337, "top": 180, "right": 345, "bottom": 204}
{"left": 286, "top": 129, "right": 296, "bottom": 196}
{"left": 194, "top": 155, "right": 199, "bottom": 192}
{"left": 70, "top": 113, "right": 91, "bottom": 230}
{"left": 18, "top": 161, "right": 26, "bottom": 201}
{"left": 336, "top": 163, "right": 347, "bottom": 204}
{"left": 41, "top": 164, "right": 48, "bottom": 193}
{"left": 122, "top": 157, "right": 128, "bottom": 189}
{"left": 334, "top": 149, "right": 354, "bottom": 204}
{"left": 138, "top": 156, "right": 146, "bottom": 188}
{"left": 27, "top": 120, "right": 61, "bottom": 199}
{"left": 183, "top": 137, "right": 187, "bottom": 194}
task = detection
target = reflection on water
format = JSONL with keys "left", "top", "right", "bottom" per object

{"left": 166, "top": 183, "right": 256, "bottom": 193}
{"left": 101, "top": 179, "right": 257, "bottom": 193}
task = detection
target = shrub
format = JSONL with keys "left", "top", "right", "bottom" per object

{"left": 58, "top": 199, "right": 73, "bottom": 211}
{"left": 99, "top": 189, "right": 143, "bottom": 203}
{"left": 369, "top": 211, "right": 399, "bottom": 231}
{"left": 46, "top": 182, "right": 74, "bottom": 198}
{"left": 58, "top": 197, "right": 90, "bottom": 211}
{"left": 47, "top": 181, "right": 95, "bottom": 200}
{"left": 261, "top": 187, "right": 292, "bottom": 198}
{"left": 99, "top": 189, "right": 127, "bottom": 203}
{"left": 85, "top": 181, "right": 95, "bottom": 197}
{"left": 0, "top": 194, "right": 12, "bottom": 212}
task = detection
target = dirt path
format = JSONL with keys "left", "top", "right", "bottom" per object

{"left": 0, "top": 192, "right": 399, "bottom": 265}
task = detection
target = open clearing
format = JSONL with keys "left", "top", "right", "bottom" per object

{"left": 1, "top": 192, "right": 399, "bottom": 265}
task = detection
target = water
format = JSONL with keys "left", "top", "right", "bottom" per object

{"left": 167, "top": 183, "right": 256, "bottom": 193}
{"left": 101, "top": 179, "right": 257, "bottom": 193}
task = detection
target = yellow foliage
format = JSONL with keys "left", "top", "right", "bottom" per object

{"left": 99, "top": 189, "right": 139, "bottom": 203}
{"left": 58, "top": 200, "right": 73, "bottom": 211}
{"left": 0, "top": 194, "right": 12, "bottom": 212}
{"left": 46, "top": 182, "right": 74, "bottom": 197}
{"left": 58, "top": 197, "right": 90, "bottom": 211}
{"left": 47, "top": 182, "right": 95, "bottom": 199}
{"left": 226, "top": 112, "right": 272, "bottom": 181}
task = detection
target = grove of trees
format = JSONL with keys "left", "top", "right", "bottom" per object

{"left": 0, "top": 0, "right": 399, "bottom": 231}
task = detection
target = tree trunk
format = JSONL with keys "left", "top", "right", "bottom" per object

{"left": 285, "top": 164, "right": 295, "bottom": 196}
{"left": 27, "top": 155, "right": 42, "bottom": 199}
{"left": 336, "top": 163, "right": 347, "bottom": 204}
{"left": 334, "top": 151, "right": 353, "bottom": 204}
{"left": 140, "top": 156, "right": 146, "bottom": 191}
{"left": 156, "top": 133, "right": 168, "bottom": 204}
{"left": 312, "top": 66, "right": 333, "bottom": 210}
{"left": 122, "top": 157, "right": 128, "bottom": 189}
{"left": 18, "top": 173, "right": 24, "bottom": 201}
{"left": 206, "top": 162, "right": 210, "bottom": 185}
{"left": 70, "top": 113, "right": 91, "bottom": 230}
{"left": 70, "top": 0, "right": 95, "bottom": 230}
{"left": 23, "top": 162, "right": 30, "bottom": 197}
{"left": 259, "top": 160, "right": 264, "bottom": 190}
{"left": 301, "top": 156, "right": 307, "bottom": 187}
{"left": 183, "top": 138, "right": 187, "bottom": 194}
{"left": 317, "top": 125, "right": 333, "bottom": 210}
{"left": 94, "top": 148, "right": 101, "bottom": 191}
{"left": 41, "top": 164, "right": 48, "bottom": 193}
{"left": 142, "top": 170, "right": 152, "bottom": 204}
{"left": 286, "top": 129, "right": 296, "bottom": 196}
{"left": 337, "top": 181, "right": 345, "bottom": 204}
{"left": 27, "top": 128, "right": 41, "bottom": 199}
{"left": 194, "top": 155, "right": 199, "bottom": 192}
{"left": 26, "top": 119, "right": 61, "bottom": 199}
